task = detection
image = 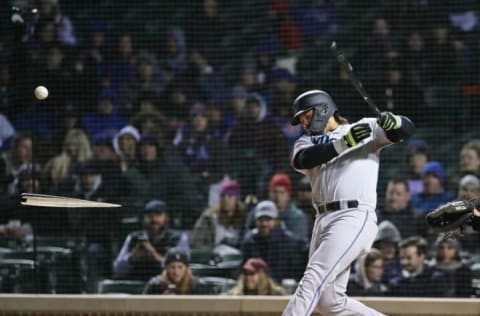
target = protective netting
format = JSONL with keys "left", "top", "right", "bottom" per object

{"left": 0, "top": 0, "right": 479, "bottom": 298}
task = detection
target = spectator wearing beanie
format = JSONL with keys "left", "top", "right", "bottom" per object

{"left": 411, "top": 161, "right": 455, "bottom": 214}
{"left": 143, "top": 248, "right": 208, "bottom": 295}
{"left": 228, "top": 257, "right": 286, "bottom": 295}
{"left": 191, "top": 180, "right": 247, "bottom": 252}
{"left": 247, "top": 173, "right": 307, "bottom": 241}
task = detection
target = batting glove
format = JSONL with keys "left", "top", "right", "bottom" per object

{"left": 333, "top": 123, "right": 372, "bottom": 154}
{"left": 377, "top": 112, "right": 401, "bottom": 131}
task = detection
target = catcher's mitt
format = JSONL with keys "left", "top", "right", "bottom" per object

{"left": 425, "top": 200, "right": 474, "bottom": 234}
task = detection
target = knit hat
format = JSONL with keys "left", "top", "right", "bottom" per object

{"left": 242, "top": 257, "right": 268, "bottom": 274}
{"left": 220, "top": 180, "right": 241, "bottom": 197}
{"left": 269, "top": 173, "right": 292, "bottom": 194}
{"left": 164, "top": 248, "right": 189, "bottom": 266}
{"left": 144, "top": 200, "right": 167, "bottom": 214}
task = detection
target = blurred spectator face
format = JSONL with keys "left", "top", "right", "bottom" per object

{"left": 269, "top": 186, "right": 290, "bottom": 210}
{"left": 220, "top": 194, "right": 237, "bottom": 214}
{"left": 231, "top": 96, "right": 246, "bottom": 115}
{"left": 240, "top": 69, "right": 256, "bottom": 88}
{"left": 167, "top": 262, "right": 188, "bottom": 285}
{"left": 81, "top": 173, "right": 100, "bottom": 191}
{"left": 138, "top": 99, "right": 156, "bottom": 113}
{"left": 139, "top": 62, "right": 155, "bottom": 81}
{"left": 246, "top": 100, "right": 261, "bottom": 120}
{"left": 119, "top": 134, "right": 137, "bottom": 160}
{"left": 15, "top": 137, "right": 33, "bottom": 163}
{"left": 244, "top": 271, "right": 260, "bottom": 291}
{"left": 93, "top": 144, "right": 115, "bottom": 161}
{"left": 144, "top": 212, "right": 168, "bottom": 233}
{"left": 39, "top": 0, "right": 57, "bottom": 16}
{"left": 98, "top": 98, "right": 114, "bottom": 114}
{"left": 38, "top": 22, "right": 56, "bottom": 44}
{"left": 423, "top": 174, "right": 442, "bottom": 194}
{"left": 256, "top": 216, "right": 277, "bottom": 237}
{"left": 170, "top": 89, "right": 187, "bottom": 105}
{"left": 460, "top": 148, "right": 480, "bottom": 173}
{"left": 458, "top": 175, "right": 480, "bottom": 200}
{"left": 432, "top": 27, "right": 448, "bottom": 43}
{"left": 399, "top": 245, "right": 424, "bottom": 273}
{"left": 141, "top": 143, "right": 157, "bottom": 161}
{"left": 388, "top": 69, "right": 402, "bottom": 85}
{"left": 192, "top": 113, "right": 208, "bottom": 132}
{"left": 437, "top": 241, "right": 457, "bottom": 263}
{"left": 190, "top": 50, "right": 208, "bottom": 70}
{"left": 91, "top": 31, "right": 105, "bottom": 48}
{"left": 65, "top": 138, "right": 82, "bottom": 158}
{"left": 373, "top": 18, "right": 389, "bottom": 37}
{"left": 166, "top": 35, "right": 179, "bottom": 55}
{"left": 407, "top": 32, "right": 424, "bottom": 51}
{"left": 376, "top": 241, "right": 397, "bottom": 260}
{"left": 366, "top": 258, "right": 384, "bottom": 283}
{"left": 409, "top": 152, "right": 427, "bottom": 175}
{"left": 203, "top": 0, "right": 218, "bottom": 17}
{"left": 118, "top": 34, "right": 133, "bottom": 57}
{"left": 385, "top": 181, "right": 410, "bottom": 211}
{"left": 46, "top": 47, "right": 64, "bottom": 70}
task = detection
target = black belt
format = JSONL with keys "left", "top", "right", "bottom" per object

{"left": 316, "top": 200, "right": 359, "bottom": 214}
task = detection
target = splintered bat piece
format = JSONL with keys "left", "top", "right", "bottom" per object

{"left": 21, "top": 193, "right": 122, "bottom": 208}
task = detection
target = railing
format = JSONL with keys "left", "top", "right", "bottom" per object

{"left": 0, "top": 295, "right": 479, "bottom": 316}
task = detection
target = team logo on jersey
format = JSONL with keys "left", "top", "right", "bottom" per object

{"left": 311, "top": 135, "right": 331, "bottom": 144}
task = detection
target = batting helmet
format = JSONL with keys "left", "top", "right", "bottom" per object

{"left": 291, "top": 90, "right": 337, "bottom": 134}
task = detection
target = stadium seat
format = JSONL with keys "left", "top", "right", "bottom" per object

{"left": 97, "top": 279, "right": 146, "bottom": 294}
{"left": 471, "top": 263, "right": 480, "bottom": 297}
{"left": 0, "top": 258, "right": 35, "bottom": 293}
{"left": 197, "top": 276, "right": 237, "bottom": 295}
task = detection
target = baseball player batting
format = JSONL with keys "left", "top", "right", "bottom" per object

{"left": 282, "top": 90, "right": 415, "bottom": 316}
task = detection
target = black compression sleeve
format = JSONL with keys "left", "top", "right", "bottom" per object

{"left": 385, "top": 115, "right": 415, "bottom": 143}
{"left": 293, "top": 143, "right": 339, "bottom": 169}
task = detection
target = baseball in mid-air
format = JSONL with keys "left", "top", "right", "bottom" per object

{"left": 34, "top": 86, "right": 49, "bottom": 100}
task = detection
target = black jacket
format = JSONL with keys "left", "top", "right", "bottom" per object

{"left": 387, "top": 265, "right": 449, "bottom": 297}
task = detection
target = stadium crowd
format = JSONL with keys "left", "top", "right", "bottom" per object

{"left": 0, "top": 0, "right": 479, "bottom": 297}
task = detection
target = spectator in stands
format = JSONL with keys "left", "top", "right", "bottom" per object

{"left": 37, "top": 0, "right": 77, "bottom": 46}
{"left": 191, "top": 180, "right": 246, "bottom": 252}
{"left": 402, "top": 31, "right": 428, "bottom": 90}
{"left": 108, "top": 32, "right": 137, "bottom": 89}
{"left": 242, "top": 200, "right": 306, "bottom": 282}
{"left": 228, "top": 93, "right": 290, "bottom": 195}
{"left": 373, "top": 221, "right": 402, "bottom": 284}
{"left": 43, "top": 129, "right": 93, "bottom": 193}
{"left": 220, "top": 86, "right": 248, "bottom": 139}
{"left": 228, "top": 257, "right": 286, "bottom": 295}
{"left": 112, "top": 125, "right": 151, "bottom": 204}
{"left": 247, "top": 173, "right": 307, "bottom": 241}
{"left": 0, "top": 133, "right": 39, "bottom": 197}
{"left": 425, "top": 22, "right": 460, "bottom": 86}
{"left": 82, "top": 89, "right": 127, "bottom": 137}
{"left": 459, "top": 140, "right": 480, "bottom": 177}
{"left": 69, "top": 160, "right": 119, "bottom": 292}
{"left": 143, "top": 248, "right": 208, "bottom": 294}
{"left": 113, "top": 200, "right": 181, "bottom": 281}
{"left": 404, "top": 139, "right": 430, "bottom": 195}
{"left": 294, "top": 176, "right": 315, "bottom": 235}
{"left": 0, "top": 113, "right": 14, "bottom": 150}
{"left": 430, "top": 237, "right": 472, "bottom": 297}
{"left": 458, "top": 174, "right": 480, "bottom": 200}
{"left": 131, "top": 108, "right": 166, "bottom": 137}
{"left": 46, "top": 103, "right": 83, "bottom": 155}
{"left": 161, "top": 82, "right": 191, "bottom": 140}
{"left": 137, "top": 134, "right": 200, "bottom": 229}
{"left": 162, "top": 26, "right": 188, "bottom": 79}
{"left": 388, "top": 236, "right": 449, "bottom": 297}
{"left": 173, "top": 102, "right": 229, "bottom": 203}
{"left": 347, "top": 248, "right": 388, "bottom": 296}
{"left": 119, "top": 53, "right": 165, "bottom": 116}
{"left": 411, "top": 161, "right": 455, "bottom": 213}
{"left": 377, "top": 178, "right": 424, "bottom": 238}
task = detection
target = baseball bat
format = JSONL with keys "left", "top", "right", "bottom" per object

{"left": 21, "top": 193, "right": 122, "bottom": 208}
{"left": 330, "top": 41, "right": 382, "bottom": 117}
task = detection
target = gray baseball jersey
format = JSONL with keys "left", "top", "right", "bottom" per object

{"left": 283, "top": 118, "right": 390, "bottom": 316}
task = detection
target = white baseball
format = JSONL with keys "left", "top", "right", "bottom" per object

{"left": 34, "top": 86, "right": 49, "bottom": 100}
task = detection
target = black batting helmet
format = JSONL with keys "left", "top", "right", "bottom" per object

{"left": 291, "top": 90, "right": 337, "bottom": 134}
